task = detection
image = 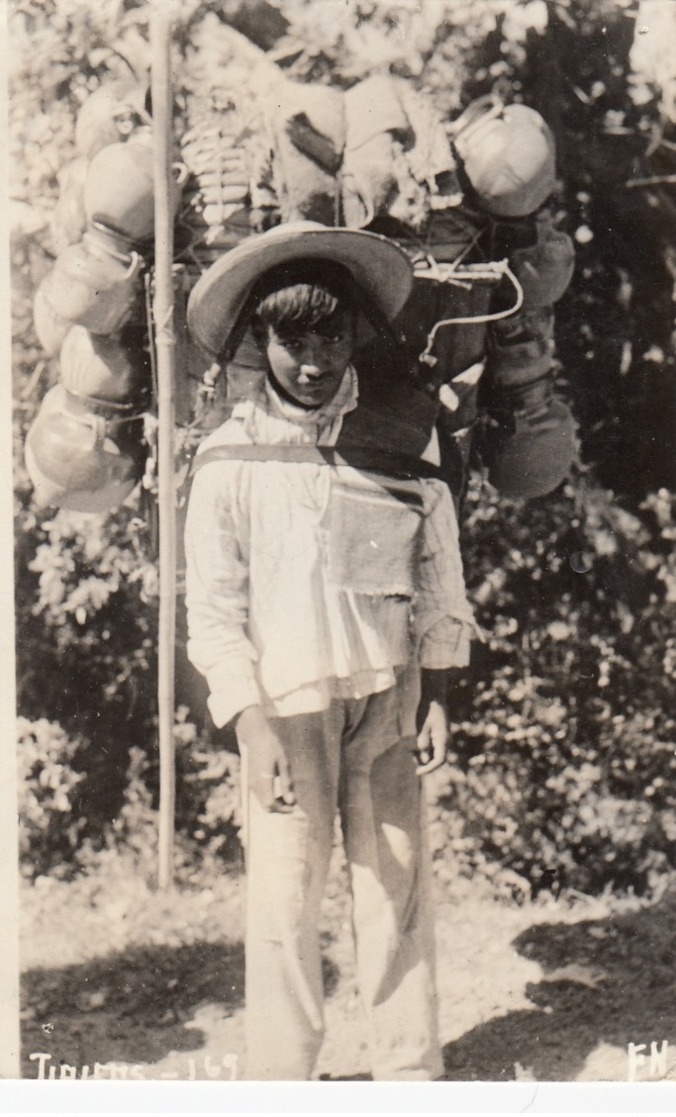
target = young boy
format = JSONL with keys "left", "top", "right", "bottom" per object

{"left": 184, "top": 222, "right": 476, "bottom": 1080}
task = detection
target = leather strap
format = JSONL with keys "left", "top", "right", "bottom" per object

{"left": 190, "top": 443, "right": 444, "bottom": 481}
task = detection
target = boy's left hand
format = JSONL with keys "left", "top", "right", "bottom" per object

{"left": 415, "top": 698, "right": 449, "bottom": 775}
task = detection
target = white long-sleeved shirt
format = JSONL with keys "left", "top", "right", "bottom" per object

{"left": 184, "top": 367, "right": 476, "bottom": 727}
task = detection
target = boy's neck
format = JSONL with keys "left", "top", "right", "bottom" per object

{"left": 267, "top": 370, "right": 325, "bottom": 412}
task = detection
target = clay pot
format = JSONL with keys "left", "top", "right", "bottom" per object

{"left": 50, "top": 156, "right": 89, "bottom": 255}
{"left": 509, "top": 223, "right": 575, "bottom": 308}
{"left": 490, "top": 335, "right": 553, "bottom": 387}
{"left": 39, "top": 232, "right": 143, "bottom": 335}
{"left": 84, "top": 130, "right": 183, "bottom": 244}
{"left": 75, "top": 79, "right": 151, "bottom": 161}
{"left": 453, "top": 99, "right": 556, "bottom": 218}
{"left": 25, "top": 384, "right": 144, "bottom": 513}
{"left": 33, "top": 279, "right": 73, "bottom": 356}
{"left": 59, "top": 326, "right": 146, "bottom": 404}
{"left": 486, "top": 383, "right": 577, "bottom": 499}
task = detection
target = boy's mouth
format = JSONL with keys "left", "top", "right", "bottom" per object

{"left": 299, "top": 376, "right": 332, "bottom": 390}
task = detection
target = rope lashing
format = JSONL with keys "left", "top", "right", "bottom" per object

{"left": 417, "top": 259, "right": 524, "bottom": 367}
{"left": 190, "top": 362, "right": 223, "bottom": 428}
{"left": 153, "top": 300, "right": 176, "bottom": 342}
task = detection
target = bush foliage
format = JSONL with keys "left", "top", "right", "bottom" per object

{"left": 429, "top": 479, "right": 676, "bottom": 897}
{"left": 11, "top": 0, "right": 676, "bottom": 896}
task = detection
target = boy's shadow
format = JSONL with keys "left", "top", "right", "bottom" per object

{"left": 441, "top": 891, "right": 676, "bottom": 1081}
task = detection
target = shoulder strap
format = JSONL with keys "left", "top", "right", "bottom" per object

{"left": 190, "top": 443, "right": 443, "bottom": 480}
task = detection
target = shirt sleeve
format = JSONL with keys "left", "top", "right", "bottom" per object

{"left": 184, "top": 462, "right": 261, "bottom": 728}
{"left": 413, "top": 477, "right": 478, "bottom": 669}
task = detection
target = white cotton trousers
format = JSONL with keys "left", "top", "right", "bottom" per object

{"left": 240, "top": 675, "right": 443, "bottom": 1081}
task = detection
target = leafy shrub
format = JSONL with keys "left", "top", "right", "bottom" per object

{"left": 175, "top": 717, "right": 243, "bottom": 873}
{"left": 17, "top": 706, "right": 244, "bottom": 882}
{"left": 427, "top": 479, "right": 676, "bottom": 898}
{"left": 14, "top": 499, "right": 159, "bottom": 843}
{"left": 17, "top": 717, "right": 88, "bottom": 878}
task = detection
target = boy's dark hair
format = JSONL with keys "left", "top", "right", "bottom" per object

{"left": 224, "top": 255, "right": 405, "bottom": 371}
{"left": 250, "top": 259, "right": 356, "bottom": 342}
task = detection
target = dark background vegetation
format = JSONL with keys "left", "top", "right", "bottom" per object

{"left": 10, "top": 0, "right": 676, "bottom": 900}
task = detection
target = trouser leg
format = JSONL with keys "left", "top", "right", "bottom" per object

{"left": 340, "top": 680, "right": 443, "bottom": 1080}
{"left": 242, "top": 707, "right": 341, "bottom": 1080}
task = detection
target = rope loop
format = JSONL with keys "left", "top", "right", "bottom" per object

{"left": 417, "top": 260, "right": 524, "bottom": 367}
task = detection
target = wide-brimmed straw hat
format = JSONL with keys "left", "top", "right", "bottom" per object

{"left": 187, "top": 221, "right": 414, "bottom": 357}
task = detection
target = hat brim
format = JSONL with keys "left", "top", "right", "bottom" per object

{"left": 187, "top": 223, "right": 414, "bottom": 356}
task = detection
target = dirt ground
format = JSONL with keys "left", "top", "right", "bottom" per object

{"left": 19, "top": 847, "right": 676, "bottom": 1085}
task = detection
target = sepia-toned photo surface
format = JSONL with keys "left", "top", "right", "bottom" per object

{"left": 5, "top": 0, "right": 676, "bottom": 1099}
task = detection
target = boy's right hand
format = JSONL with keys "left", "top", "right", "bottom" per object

{"left": 236, "top": 705, "right": 296, "bottom": 813}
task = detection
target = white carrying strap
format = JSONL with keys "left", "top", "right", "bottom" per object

{"left": 415, "top": 258, "right": 524, "bottom": 367}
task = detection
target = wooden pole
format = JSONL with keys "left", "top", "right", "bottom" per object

{"left": 150, "top": 0, "right": 176, "bottom": 890}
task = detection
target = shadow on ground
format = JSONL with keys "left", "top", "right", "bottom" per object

{"left": 22, "top": 889, "right": 676, "bottom": 1082}
{"left": 21, "top": 941, "right": 246, "bottom": 1076}
{"left": 21, "top": 938, "right": 342, "bottom": 1078}
{"left": 441, "top": 891, "right": 676, "bottom": 1081}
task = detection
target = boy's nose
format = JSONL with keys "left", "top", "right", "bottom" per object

{"left": 298, "top": 345, "right": 325, "bottom": 376}
{"left": 299, "top": 361, "right": 323, "bottom": 379}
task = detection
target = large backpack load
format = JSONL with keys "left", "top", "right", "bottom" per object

{"left": 25, "top": 21, "right": 576, "bottom": 514}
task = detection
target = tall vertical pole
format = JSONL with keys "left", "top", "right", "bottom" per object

{"left": 150, "top": 0, "right": 176, "bottom": 890}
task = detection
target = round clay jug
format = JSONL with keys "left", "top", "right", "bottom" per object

{"left": 487, "top": 389, "right": 577, "bottom": 499}
{"left": 50, "top": 156, "right": 89, "bottom": 255}
{"left": 25, "top": 384, "right": 144, "bottom": 513}
{"left": 84, "top": 130, "right": 182, "bottom": 244}
{"left": 75, "top": 79, "right": 150, "bottom": 161}
{"left": 33, "top": 279, "right": 73, "bottom": 357}
{"left": 59, "top": 326, "right": 146, "bottom": 404}
{"left": 39, "top": 234, "right": 143, "bottom": 335}
{"left": 453, "top": 99, "right": 556, "bottom": 218}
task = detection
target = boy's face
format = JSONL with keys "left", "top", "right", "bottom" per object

{"left": 264, "top": 311, "right": 355, "bottom": 409}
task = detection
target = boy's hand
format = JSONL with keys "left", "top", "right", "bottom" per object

{"left": 236, "top": 706, "right": 296, "bottom": 812}
{"left": 415, "top": 698, "right": 450, "bottom": 775}
{"left": 415, "top": 669, "right": 451, "bottom": 775}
